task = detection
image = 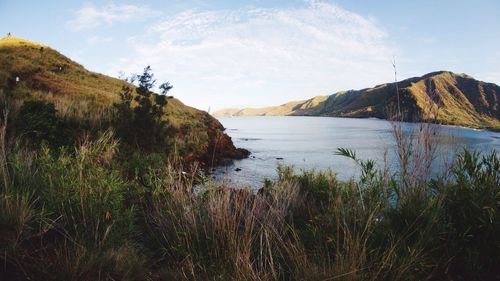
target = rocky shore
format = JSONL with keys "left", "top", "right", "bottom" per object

{"left": 201, "top": 114, "right": 250, "bottom": 166}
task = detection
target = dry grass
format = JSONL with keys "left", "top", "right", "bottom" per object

{"left": 214, "top": 70, "right": 500, "bottom": 129}
{"left": 0, "top": 36, "right": 236, "bottom": 163}
{"left": 0, "top": 127, "right": 498, "bottom": 280}
{"left": 147, "top": 180, "right": 305, "bottom": 280}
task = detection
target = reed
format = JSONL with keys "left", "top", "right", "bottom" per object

{"left": 0, "top": 124, "right": 498, "bottom": 281}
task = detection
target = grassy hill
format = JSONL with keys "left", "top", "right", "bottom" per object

{"left": 0, "top": 36, "right": 248, "bottom": 164}
{"left": 214, "top": 71, "right": 500, "bottom": 130}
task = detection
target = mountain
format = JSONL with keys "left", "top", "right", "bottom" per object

{"left": 0, "top": 36, "right": 248, "bottom": 164}
{"left": 215, "top": 96, "right": 329, "bottom": 117}
{"left": 214, "top": 71, "right": 500, "bottom": 130}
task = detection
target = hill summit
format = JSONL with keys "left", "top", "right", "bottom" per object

{"left": 214, "top": 71, "right": 500, "bottom": 130}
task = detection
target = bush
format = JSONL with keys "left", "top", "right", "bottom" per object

{"left": 16, "top": 100, "right": 71, "bottom": 149}
{"left": 1, "top": 131, "right": 144, "bottom": 281}
{"left": 440, "top": 149, "right": 500, "bottom": 277}
{"left": 113, "top": 66, "right": 173, "bottom": 153}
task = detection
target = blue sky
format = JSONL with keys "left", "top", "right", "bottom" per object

{"left": 1, "top": 0, "right": 499, "bottom": 111}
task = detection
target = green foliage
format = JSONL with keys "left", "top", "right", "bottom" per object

{"left": 1, "top": 131, "right": 143, "bottom": 281}
{"left": 1, "top": 37, "right": 223, "bottom": 166}
{"left": 335, "top": 147, "right": 379, "bottom": 185}
{"left": 1, "top": 123, "right": 499, "bottom": 281}
{"left": 275, "top": 148, "right": 499, "bottom": 280}
{"left": 113, "top": 66, "right": 173, "bottom": 152}
{"left": 440, "top": 149, "right": 500, "bottom": 275}
{"left": 16, "top": 100, "right": 71, "bottom": 149}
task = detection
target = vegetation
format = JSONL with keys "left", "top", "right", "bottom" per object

{"left": 214, "top": 71, "right": 500, "bottom": 130}
{"left": 113, "top": 66, "right": 173, "bottom": 152}
{"left": 0, "top": 122, "right": 498, "bottom": 280}
{"left": 16, "top": 100, "right": 71, "bottom": 149}
{"left": 0, "top": 36, "right": 243, "bottom": 166}
{"left": 0, "top": 35, "right": 498, "bottom": 281}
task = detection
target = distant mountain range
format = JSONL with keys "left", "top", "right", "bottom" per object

{"left": 214, "top": 71, "right": 500, "bottom": 130}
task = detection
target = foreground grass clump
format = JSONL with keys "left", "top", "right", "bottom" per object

{"left": 0, "top": 129, "right": 499, "bottom": 280}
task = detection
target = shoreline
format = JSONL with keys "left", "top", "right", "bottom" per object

{"left": 215, "top": 114, "right": 500, "bottom": 133}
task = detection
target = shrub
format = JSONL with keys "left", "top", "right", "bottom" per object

{"left": 1, "top": 131, "right": 145, "bottom": 281}
{"left": 113, "top": 66, "right": 173, "bottom": 153}
{"left": 16, "top": 100, "right": 71, "bottom": 149}
{"left": 440, "top": 149, "right": 500, "bottom": 277}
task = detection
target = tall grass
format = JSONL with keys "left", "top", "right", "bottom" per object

{"left": 0, "top": 110, "right": 9, "bottom": 191}
{"left": 146, "top": 182, "right": 304, "bottom": 280}
{"left": 0, "top": 123, "right": 498, "bottom": 280}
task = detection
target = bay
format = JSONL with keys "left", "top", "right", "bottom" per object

{"left": 213, "top": 116, "right": 500, "bottom": 189}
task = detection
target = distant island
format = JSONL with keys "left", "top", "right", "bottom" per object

{"left": 214, "top": 71, "right": 500, "bottom": 130}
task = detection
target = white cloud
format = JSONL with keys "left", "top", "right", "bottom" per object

{"left": 87, "top": 35, "right": 113, "bottom": 45}
{"left": 68, "top": 2, "right": 158, "bottom": 30}
{"left": 111, "top": 1, "right": 396, "bottom": 110}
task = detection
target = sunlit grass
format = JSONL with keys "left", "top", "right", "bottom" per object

{"left": 0, "top": 36, "right": 231, "bottom": 163}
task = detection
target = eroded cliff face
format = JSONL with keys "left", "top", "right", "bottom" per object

{"left": 199, "top": 113, "right": 250, "bottom": 166}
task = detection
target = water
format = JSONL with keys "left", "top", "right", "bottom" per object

{"left": 214, "top": 116, "right": 500, "bottom": 189}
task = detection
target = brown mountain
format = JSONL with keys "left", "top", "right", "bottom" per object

{"left": 214, "top": 71, "right": 500, "bottom": 130}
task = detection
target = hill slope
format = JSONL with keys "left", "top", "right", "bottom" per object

{"left": 0, "top": 36, "right": 248, "bottom": 164}
{"left": 214, "top": 71, "right": 500, "bottom": 129}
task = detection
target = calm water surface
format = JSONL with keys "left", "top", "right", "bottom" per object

{"left": 214, "top": 116, "right": 500, "bottom": 189}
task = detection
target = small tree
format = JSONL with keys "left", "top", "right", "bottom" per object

{"left": 113, "top": 66, "right": 173, "bottom": 152}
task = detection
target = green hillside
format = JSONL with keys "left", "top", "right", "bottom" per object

{"left": 0, "top": 36, "right": 248, "bottom": 164}
{"left": 214, "top": 71, "right": 500, "bottom": 130}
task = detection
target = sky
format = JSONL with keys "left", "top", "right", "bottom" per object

{"left": 1, "top": 0, "right": 499, "bottom": 111}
